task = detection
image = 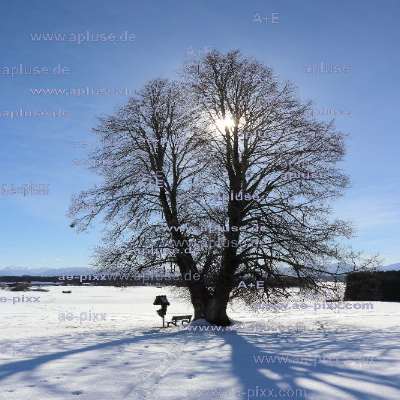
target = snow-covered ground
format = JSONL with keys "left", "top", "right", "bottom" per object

{"left": 0, "top": 286, "right": 399, "bottom": 400}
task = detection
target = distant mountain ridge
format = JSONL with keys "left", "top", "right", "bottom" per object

{"left": 379, "top": 263, "right": 400, "bottom": 271}
{"left": 0, "top": 267, "right": 92, "bottom": 276}
{"left": 0, "top": 263, "right": 398, "bottom": 277}
{"left": 0, "top": 266, "right": 179, "bottom": 277}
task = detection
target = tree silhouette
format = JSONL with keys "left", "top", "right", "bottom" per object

{"left": 69, "top": 50, "right": 375, "bottom": 325}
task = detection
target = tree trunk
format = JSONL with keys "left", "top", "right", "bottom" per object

{"left": 175, "top": 251, "right": 232, "bottom": 325}
{"left": 202, "top": 249, "right": 237, "bottom": 326}
{"left": 189, "top": 283, "right": 209, "bottom": 320}
{"left": 188, "top": 283, "right": 231, "bottom": 325}
{"left": 205, "top": 295, "right": 231, "bottom": 326}
{"left": 175, "top": 252, "right": 209, "bottom": 320}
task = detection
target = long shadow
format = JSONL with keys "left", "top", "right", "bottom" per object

{"left": 2, "top": 327, "right": 400, "bottom": 400}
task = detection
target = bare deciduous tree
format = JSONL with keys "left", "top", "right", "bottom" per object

{"left": 69, "top": 50, "right": 376, "bottom": 326}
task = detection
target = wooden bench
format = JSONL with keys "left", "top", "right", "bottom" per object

{"left": 167, "top": 315, "right": 192, "bottom": 327}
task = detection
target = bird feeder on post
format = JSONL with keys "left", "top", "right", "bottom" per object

{"left": 153, "top": 295, "right": 170, "bottom": 328}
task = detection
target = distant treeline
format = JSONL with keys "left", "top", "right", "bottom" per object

{"left": 0, "top": 275, "right": 200, "bottom": 287}
{"left": 345, "top": 270, "right": 400, "bottom": 302}
{"left": 0, "top": 274, "right": 342, "bottom": 288}
{"left": 0, "top": 276, "right": 60, "bottom": 283}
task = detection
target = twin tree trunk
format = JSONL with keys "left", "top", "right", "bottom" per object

{"left": 171, "top": 198, "right": 242, "bottom": 325}
{"left": 177, "top": 247, "right": 237, "bottom": 326}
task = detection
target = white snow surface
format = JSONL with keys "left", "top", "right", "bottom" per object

{"left": 0, "top": 286, "right": 399, "bottom": 400}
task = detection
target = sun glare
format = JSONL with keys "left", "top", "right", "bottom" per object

{"left": 215, "top": 116, "right": 235, "bottom": 132}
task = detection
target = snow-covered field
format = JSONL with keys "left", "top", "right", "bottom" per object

{"left": 0, "top": 286, "right": 399, "bottom": 400}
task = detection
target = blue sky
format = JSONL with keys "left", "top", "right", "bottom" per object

{"left": 0, "top": 0, "right": 399, "bottom": 269}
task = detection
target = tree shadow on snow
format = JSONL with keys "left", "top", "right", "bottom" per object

{"left": 1, "top": 327, "right": 400, "bottom": 400}
{"left": 220, "top": 328, "right": 400, "bottom": 400}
